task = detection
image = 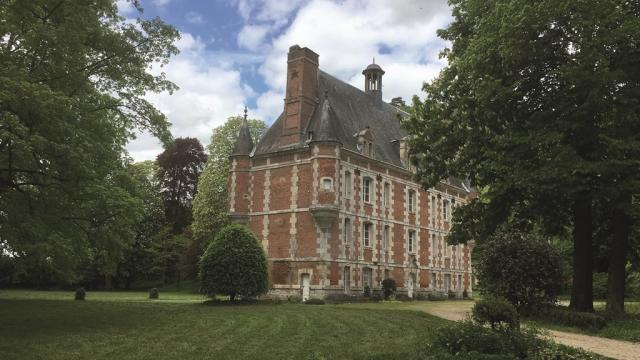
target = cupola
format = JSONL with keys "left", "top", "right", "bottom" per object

{"left": 362, "top": 59, "right": 385, "bottom": 101}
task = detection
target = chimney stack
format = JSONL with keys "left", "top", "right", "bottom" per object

{"left": 281, "top": 45, "right": 319, "bottom": 146}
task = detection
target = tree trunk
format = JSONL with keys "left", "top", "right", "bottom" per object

{"left": 570, "top": 195, "right": 594, "bottom": 312}
{"left": 606, "top": 193, "right": 632, "bottom": 314}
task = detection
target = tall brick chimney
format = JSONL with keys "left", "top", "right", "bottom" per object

{"left": 281, "top": 45, "right": 319, "bottom": 146}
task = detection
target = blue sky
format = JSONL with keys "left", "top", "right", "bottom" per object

{"left": 122, "top": 0, "right": 452, "bottom": 161}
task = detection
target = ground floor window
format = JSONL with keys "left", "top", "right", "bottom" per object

{"left": 363, "top": 267, "right": 373, "bottom": 289}
{"left": 344, "top": 266, "right": 351, "bottom": 292}
{"left": 384, "top": 269, "right": 389, "bottom": 280}
{"left": 444, "top": 273, "right": 451, "bottom": 292}
{"left": 431, "top": 272, "right": 437, "bottom": 289}
{"left": 458, "top": 274, "right": 462, "bottom": 290}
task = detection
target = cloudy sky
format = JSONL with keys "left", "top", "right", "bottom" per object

{"left": 121, "top": 0, "right": 452, "bottom": 161}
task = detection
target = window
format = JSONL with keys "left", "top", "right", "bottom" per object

{"left": 431, "top": 234, "right": 437, "bottom": 258}
{"left": 431, "top": 272, "right": 437, "bottom": 289}
{"left": 408, "top": 190, "right": 416, "bottom": 213}
{"left": 408, "top": 230, "right": 416, "bottom": 253}
{"left": 363, "top": 267, "right": 373, "bottom": 288}
{"left": 444, "top": 274, "right": 451, "bottom": 291}
{"left": 343, "top": 218, "right": 351, "bottom": 244}
{"left": 363, "top": 222, "right": 372, "bottom": 247}
{"left": 431, "top": 196, "right": 436, "bottom": 222}
{"left": 344, "top": 266, "right": 351, "bottom": 292}
{"left": 383, "top": 225, "right": 390, "bottom": 250}
{"left": 367, "top": 142, "right": 373, "bottom": 156}
{"left": 322, "top": 178, "right": 332, "bottom": 191}
{"left": 458, "top": 274, "right": 463, "bottom": 290}
{"left": 444, "top": 238, "right": 450, "bottom": 258}
{"left": 443, "top": 199, "right": 449, "bottom": 220}
{"left": 362, "top": 177, "right": 372, "bottom": 203}
{"left": 344, "top": 171, "right": 352, "bottom": 198}
{"left": 383, "top": 182, "right": 390, "bottom": 207}
{"left": 384, "top": 269, "right": 390, "bottom": 280}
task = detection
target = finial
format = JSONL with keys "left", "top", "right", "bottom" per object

{"left": 372, "top": 56, "right": 375, "bottom": 64}
{"left": 243, "top": 106, "right": 248, "bottom": 121}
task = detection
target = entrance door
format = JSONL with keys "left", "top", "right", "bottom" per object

{"left": 408, "top": 273, "right": 415, "bottom": 298}
{"left": 344, "top": 267, "right": 351, "bottom": 293}
{"left": 301, "top": 273, "right": 310, "bottom": 301}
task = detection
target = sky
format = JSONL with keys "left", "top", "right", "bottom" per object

{"left": 121, "top": 0, "right": 453, "bottom": 161}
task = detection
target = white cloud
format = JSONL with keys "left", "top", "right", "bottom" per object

{"left": 237, "top": 24, "right": 270, "bottom": 50}
{"left": 116, "top": 0, "right": 137, "bottom": 15}
{"left": 152, "top": 0, "right": 171, "bottom": 7}
{"left": 243, "top": 0, "right": 451, "bottom": 123}
{"left": 185, "top": 11, "right": 205, "bottom": 25}
{"left": 127, "top": 33, "right": 256, "bottom": 161}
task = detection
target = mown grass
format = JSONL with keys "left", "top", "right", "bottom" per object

{"left": 0, "top": 290, "right": 448, "bottom": 360}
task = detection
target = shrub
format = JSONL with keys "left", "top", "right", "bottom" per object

{"left": 626, "top": 271, "right": 640, "bottom": 299}
{"left": 474, "top": 227, "right": 563, "bottom": 313}
{"left": 381, "top": 278, "right": 396, "bottom": 300}
{"left": 472, "top": 296, "right": 520, "bottom": 331}
{"left": 541, "top": 307, "right": 607, "bottom": 330}
{"left": 592, "top": 272, "right": 608, "bottom": 300}
{"left": 74, "top": 287, "right": 86, "bottom": 300}
{"left": 304, "top": 298, "right": 325, "bottom": 305}
{"left": 363, "top": 284, "right": 371, "bottom": 297}
{"left": 199, "top": 224, "right": 269, "bottom": 300}
{"left": 149, "top": 288, "right": 159, "bottom": 299}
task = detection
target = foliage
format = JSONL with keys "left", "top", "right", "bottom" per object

{"left": 539, "top": 307, "right": 607, "bottom": 330}
{"left": 474, "top": 227, "right": 563, "bottom": 313}
{"left": 199, "top": 224, "right": 268, "bottom": 300}
{"left": 191, "top": 116, "right": 266, "bottom": 244}
{"left": 0, "top": 0, "right": 179, "bottom": 284}
{"left": 472, "top": 296, "right": 519, "bottom": 331}
{"left": 363, "top": 285, "right": 371, "bottom": 297}
{"left": 303, "top": 298, "right": 325, "bottom": 305}
{"left": 149, "top": 288, "right": 159, "bottom": 299}
{"left": 592, "top": 273, "right": 608, "bottom": 300}
{"left": 156, "top": 137, "right": 207, "bottom": 233}
{"left": 382, "top": 278, "right": 397, "bottom": 300}
{"left": 627, "top": 271, "right": 640, "bottom": 299}
{"left": 75, "top": 288, "right": 86, "bottom": 301}
{"left": 405, "top": 0, "right": 640, "bottom": 313}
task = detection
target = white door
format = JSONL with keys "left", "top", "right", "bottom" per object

{"left": 408, "top": 274, "right": 415, "bottom": 298}
{"left": 301, "top": 273, "right": 310, "bottom": 301}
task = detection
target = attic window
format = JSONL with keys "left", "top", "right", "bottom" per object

{"left": 307, "top": 131, "right": 314, "bottom": 141}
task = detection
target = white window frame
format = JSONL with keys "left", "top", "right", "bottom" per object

{"left": 363, "top": 222, "right": 372, "bottom": 247}
{"left": 431, "top": 234, "right": 437, "bottom": 259}
{"left": 443, "top": 199, "right": 449, "bottom": 220}
{"left": 321, "top": 177, "right": 333, "bottom": 191}
{"left": 343, "top": 218, "right": 351, "bottom": 244}
{"left": 383, "top": 182, "right": 390, "bottom": 208}
{"left": 362, "top": 177, "right": 372, "bottom": 203}
{"left": 408, "top": 189, "right": 416, "bottom": 213}
{"left": 408, "top": 230, "right": 416, "bottom": 253}
{"left": 383, "top": 225, "right": 390, "bottom": 250}
{"left": 344, "top": 171, "right": 352, "bottom": 198}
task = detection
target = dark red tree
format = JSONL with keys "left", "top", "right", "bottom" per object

{"left": 156, "top": 138, "right": 207, "bottom": 233}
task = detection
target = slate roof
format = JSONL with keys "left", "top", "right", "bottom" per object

{"left": 231, "top": 118, "right": 254, "bottom": 156}
{"left": 255, "top": 70, "right": 409, "bottom": 167}
{"left": 252, "top": 69, "right": 472, "bottom": 192}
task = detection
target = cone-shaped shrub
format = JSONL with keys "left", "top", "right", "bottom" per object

{"left": 199, "top": 224, "right": 268, "bottom": 300}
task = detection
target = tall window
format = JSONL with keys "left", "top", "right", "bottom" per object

{"left": 362, "top": 177, "right": 372, "bottom": 203}
{"left": 344, "top": 171, "right": 352, "bottom": 198}
{"left": 443, "top": 199, "right": 449, "bottom": 220}
{"left": 363, "top": 267, "right": 372, "bottom": 288}
{"left": 343, "top": 218, "right": 351, "bottom": 244}
{"left": 383, "top": 225, "right": 390, "bottom": 250}
{"left": 363, "top": 222, "right": 372, "bottom": 247}
{"left": 383, "top": 182, "right": 390, "bottom": 207}
{"left": 458, "top": 274, "right": 463, "bottom": 290}
{"left": 431, "top": 234, "right": 437, "bottom": 258}
{"left": 408, "top": 230, "right": 416, "bottom": 253}
{"left": 384, "top": 269, "right": 390, "bottom": 280}
{"left": 444, "top": 238, "right": 450, "bottom": 258}
{"left": 431, "top": 196, "right": 436, "bottom": 222}
{"left": 431, "top": 272, "right": 437, "bottom": 289}
{"left": 408, "top": 190, "right": 416, "bottom": 213}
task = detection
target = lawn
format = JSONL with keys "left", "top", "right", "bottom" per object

{"left": 0, "top": 290, "right": 448, "bottom": 360}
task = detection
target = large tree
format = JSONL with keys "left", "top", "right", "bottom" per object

{"left": 191, "top": 116, "right": 266, "bottom": 244}
{"left": 0, "top": 0, "right": 179, "bottom": 282}
{"left": 156, "top": 137, "right": 207, "bottom": 234}
{"left": 405, "top": 0, "right": 640, "bottom": 312}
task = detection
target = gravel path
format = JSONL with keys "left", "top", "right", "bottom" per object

{"left": 405, "top": 301, "right": 640, "bottom": 360}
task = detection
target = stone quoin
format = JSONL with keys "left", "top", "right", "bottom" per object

{"left": 229, "top": 45, "right": 474, "bottom": 300}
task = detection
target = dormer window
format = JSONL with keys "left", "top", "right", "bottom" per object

{"left": 354, "top": 126, "right": 374, "bottom": 157}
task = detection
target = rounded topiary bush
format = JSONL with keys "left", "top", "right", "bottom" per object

{"left": 472, "top": 296, "right": 520, "bottom": 331}
{"left": 75, "top": 287, "right": 86, "bottom": 301}
{"left": 381, "top": 278, "right": 396, "bottom": 300}
{"left": 149, "top": 288, "right": 159, "bottom": 299}
{"left": 474, "top": 227, "right": 563, "bottom": 313}
{"left": 199, "top": 224, "right": 268, "bottom": 301}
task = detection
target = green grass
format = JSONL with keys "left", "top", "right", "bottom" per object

{"left": 0, "top": 290, "right": 448, "bottom": 360}
{"left": 525, "top": 301, "right": 640, "bottom": 343}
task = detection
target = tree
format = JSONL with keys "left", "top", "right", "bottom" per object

{"left": 191, "top": 116, "right": 266, "bottom": 245}
{"left": 405, "top": 0, "right": 640, "bottom": 312}
{"left": 199, "top": 224, "right": 268, "bottom": 300}
{"left": 156, "top": 137, "right": 207, "bottom": 233}
{"left": 474, "top": 227, "right": 563, "bottom": 313}
{"left": 0, "top": 0, "right": 179, "bottom": 282}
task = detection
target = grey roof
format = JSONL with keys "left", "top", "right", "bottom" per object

{"left": 255, "top": 70, "right": 408, "bottom": 167}
{"left": 363, "top": 63, "right": 384, "bottom": 73}
{"left": 231, "top": 119, "right": 254, "bottom": 156}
